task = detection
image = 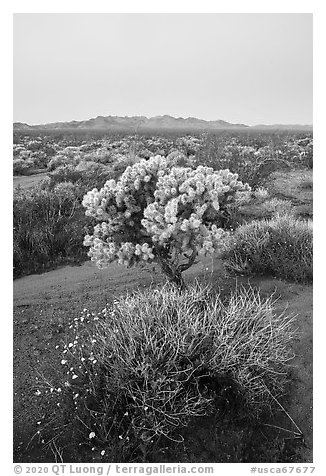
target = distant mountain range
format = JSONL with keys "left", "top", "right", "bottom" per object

{"left": 13, "top": 115, "right": 313, "bottom": 131}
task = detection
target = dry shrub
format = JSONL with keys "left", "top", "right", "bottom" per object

{"left": 45, "top": 283, "right": 296, "bottom": 461}
{"left": 222, "top": 214, "right": 312, "bottom": 282}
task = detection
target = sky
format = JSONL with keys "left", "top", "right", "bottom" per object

{"left": 13, "top": 13, "right": 313, "bottom": 126}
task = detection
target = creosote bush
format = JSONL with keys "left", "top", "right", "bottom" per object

{"left": 39, "top": 283, "right": 296, "bottom": 461}
{"left": 13, "top": 184, "right": 90, "bottom": 277}
{"left": 222, "top": 214, "right": 313, "bottom": 282}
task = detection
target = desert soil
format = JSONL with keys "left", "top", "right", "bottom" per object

{"left": 13, "top": 172, "right": 48, "bottom": 190}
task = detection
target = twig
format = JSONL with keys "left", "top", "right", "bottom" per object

{"left": 265, "top": 387, "right": 303, "bottom": 436}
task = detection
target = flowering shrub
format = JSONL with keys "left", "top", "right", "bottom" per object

{"left": 36, "top": 283, "right": 296, "bottom": 462}
{"left": 83, "top": 156, "right": 250, "bottom": 286}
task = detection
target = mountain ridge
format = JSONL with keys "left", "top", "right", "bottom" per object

{"left": 13, "top": 115, "right": 313, "bottom": 131}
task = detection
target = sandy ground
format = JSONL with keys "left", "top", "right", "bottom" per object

{"left": 13, "top": 172, "right": 48, "bottom": 190}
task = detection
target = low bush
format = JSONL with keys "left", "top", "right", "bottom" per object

{"left": 300, "top": 177, "right": 313, "bottom": 190}
{"left": 13, "top": 158, "right": 35, "bottom": 175}
{"left": 221, "top": 187, "right": 296, "bottom": 230}
{"left": 13, "top": 184, "right": 92, "bottom": 277}
{"left": 253, "top": 197, "right": 295, "bottom": 217}
{"left": 13, "top": 162, "right": 118, "bottom": 278}
{"left": 42, "top": 163, "right": 114, "bottom": 198}
{"left": 38, "top": 283, "right": 296, "bottom": 462}
{"left": 222, "top": 214, "right": 313, "bottom": 283}
{"left": 237, "top": 197, "right": 295, "bottom": 225}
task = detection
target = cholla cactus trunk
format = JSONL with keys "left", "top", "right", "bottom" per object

{"left": 172, "top": 271, "right": 185, "bottom": 289}
{"left": 157, "top": 256, "right": 185, "bottom": 289}
{"left": 157, "top": 248, "right": 197, "bottom": 290}
{"left": 160, "top": 260, "right": 185, "bottom": 289}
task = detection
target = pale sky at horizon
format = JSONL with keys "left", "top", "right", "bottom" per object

{"left": 13, "top": 13, "right": 313, "bottom": 126}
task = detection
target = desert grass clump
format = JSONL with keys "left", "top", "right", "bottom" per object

{"left": 222, "top": 214, "right": 313, "bottom": 283}
{"left": 251, "top": 197, "right": 295, "bottom": 219}
{"left": 38, "top": 283, "right": 296, "bottom": 461}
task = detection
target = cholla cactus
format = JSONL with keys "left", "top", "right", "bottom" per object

{"left": 83, "top": 155, "right": 250, "bottom": 288}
